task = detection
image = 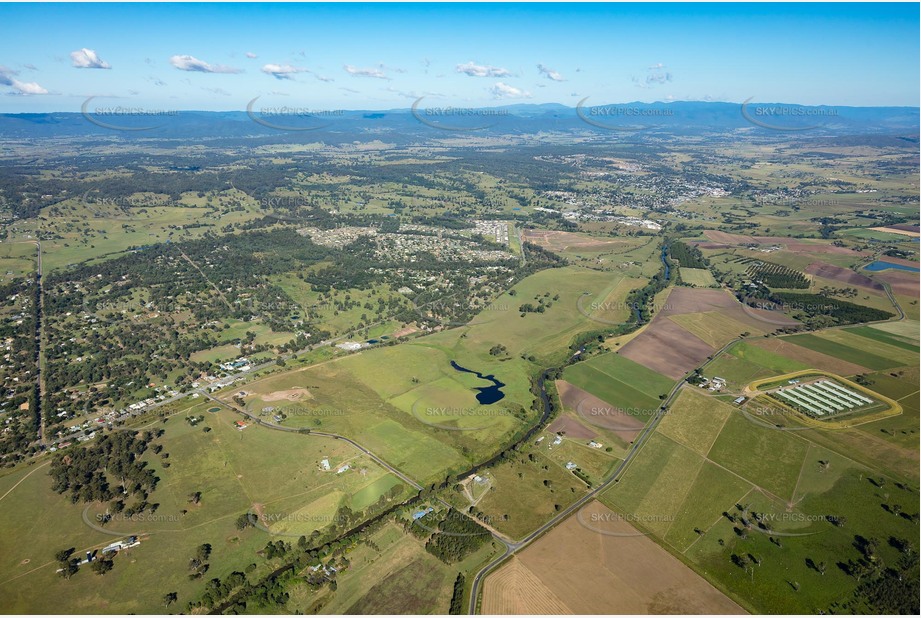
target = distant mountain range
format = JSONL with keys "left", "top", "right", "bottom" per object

{"left": 0, "top": 101, "right": 917, "bottom": 140}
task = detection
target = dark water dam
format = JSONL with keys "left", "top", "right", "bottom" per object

{"left": 450, "top": 360, "right": 506, "bottom": 404}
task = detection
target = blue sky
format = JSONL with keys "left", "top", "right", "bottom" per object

{"left": 0, "top": 2, "right": 918, "bottom": 112}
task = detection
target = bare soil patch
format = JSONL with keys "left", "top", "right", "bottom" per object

{"left": 620, "top": 318, "right": 715, "bottom": 380}
{"left": 871, "top": 225, "right": 920, "bottom": 237}
{"left": 805, "top": 262, "right": 884, "bottom": 291}
{"left": 483, "top": 500, "right": 744, "bottom": 615}
{"left": 262, "top": 387, "right": 314, "bottom": 402}
{"left": 522, "top": 229, "right": 631, "bottom": 252}
{"left": 749, "top": 338, "right": 870, "bottom": 375}
{"left": 702, "top": 231, "right": 868, "bottom": 256}
{"left": 873, "top": 270, "right": 920, "bottom": 297}
{"left": 556, "top": 380, "right": 643, "bottom": 442}
{"left": 482, "top": 558, "right": 573, "bottom": 614}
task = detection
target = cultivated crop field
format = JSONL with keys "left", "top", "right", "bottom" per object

{"left": 599, "top": 384, "right": 920, "bottom": 613}
{"left": 482, "top": 500, "right": 744, "bottom": 614}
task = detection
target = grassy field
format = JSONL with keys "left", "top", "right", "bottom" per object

{"left": 669, "top": 312, "right": 765, "bottom": 348}
{"left": 598, "top": 375, "right": 920, "bottom": 613}
{"left": 0, "top": 240, "right": 37, "bottom": 280}
{"left": 470, "top": 446, "right": 590, "bottom": 540}
{"left": 227, "top": 355, "right": 476, "bottom": 484}
{"left": 234, "top": 258, "right": 657, "bottom": 488}
{"left": 727, "top": 340, "right": 810, "bottom": 374}
{"left": 287, "top": 521, "right": 503, "bottom": 614}
{"left": 846, "top": 325, "right": 920, "bottom": 352}
{"left": 680, "top": 267, "right": 718, "bottom": 287}
{"left": 867, "top": 320, "right": 920, "bottom": 345}
{"left": 0, "top": 404, "right": 411, "bottom": 613}
{"left": 784, "top": 333, "right": 907, "bottom": 370}
{"left": 656, "top": 388, "right": 734, "bottom": 456}
{"left": 563, "top": 352, "right": 673, "bottom": 416}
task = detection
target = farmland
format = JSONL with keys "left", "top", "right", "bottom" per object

{"left": 0, "top": 404, "right": 412, "bottom": 614}
{"left": 0, "top": 70, "right": 917, "bottom": 616}
{"left": 598, "top": 383, "right": 920, "bottom": 614}
{"left": 482, "top": 500, "right": 743, "bottom": 614}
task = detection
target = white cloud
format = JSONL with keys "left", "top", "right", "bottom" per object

{"left": 245, "top": 52, "right": 258, "bottom": 59}
{"left": 261, "top": 63, "right": 308, "bottom": 80}
{"left": 456, "top": 61, "right": 512, "bottom": 78}
{"left": 634, "top": 63, "right": 672, "bottom": 88}
{"left": 537, "top": 64, "right": 564, "bottom": 82}
{"left": 490, "top": 82, "right": 531, "bottom": 99}
{"left": 70, "top": 48, "right": 111, "bottom": 69}
{"left": 633, "top": 70, "right": 673, "bottom": 89}
{"left": 646, "top": 72, "right": 672, "bottom": 85}
{"left": 314, "top": 74, "right": 334, "bottom": 83}
{"left": 0, "top": 66, "right": 49, "bottom": 95}
{"left": 169, "top": 55, "right": 241, "bottom": 74}
{"left": 11, "top": 80, "right": 49, "bottom": 95}
{"left": 344, "top": 64, "right": 388, "bottom": 79}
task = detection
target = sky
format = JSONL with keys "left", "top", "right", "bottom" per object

{"left": 0, "top": 2, "right": 918, "bottom": 113}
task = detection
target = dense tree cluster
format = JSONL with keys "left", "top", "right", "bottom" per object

{"left": 49, "top": 430, "right": 161, "bottom": 509}
{"left": 770, "top": 292, "right": 894, "bottom": 328}
{"left": 744, "top": 259, "right": 809, "bottom": 289}
{"left": 424, "top": 509, "right": 491, "bottom": 564}
{"left": 669, "top": 240, "right": 708, "bottom": 268}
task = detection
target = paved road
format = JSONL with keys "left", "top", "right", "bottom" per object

{"left": 465, "top": 332, "right": 750, "bottom": 613}
{"left": 465, "top": 277, "right": 908, "bottom": 612}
